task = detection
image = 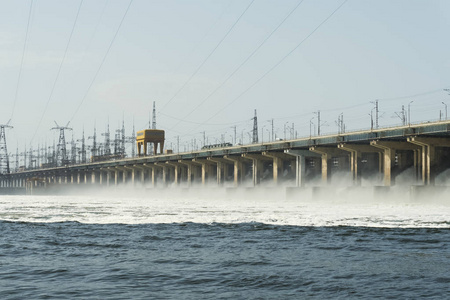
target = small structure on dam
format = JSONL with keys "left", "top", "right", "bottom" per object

{"left": 136, "top": 129, "right": 165, "bottom": 156}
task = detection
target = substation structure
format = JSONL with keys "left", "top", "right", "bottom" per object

{"left": 2, "top": 120, "right": 450, "bottom": 194}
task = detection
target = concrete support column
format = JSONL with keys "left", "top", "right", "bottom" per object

{"left": 99, "top": 170, "right": 104, "bottom": 185}
{"left": 370, "top": 142, "right": 394, "bottom": 186}
{"left": 143, "top": 164, "right": 157, "bottom": 187}
{"left": 176, "top": 161, "right": 196, "bottom": 187}
{"left": 407, "top": 137, "right": 450, "bottom": 185}
{"left": 242, "top": 154, "right": 270, "bottom": 186}
{"left": 224, "top": 156, "right": 244, "bottom": 187}
{"left": 155, "top": 163, "right": 169, "bottom": 186}
{"left": 114, "top": 170, "right": 119, "bottom": 186}
{"left": 166, "top": 162, "right": 181, "bottom": 186}
{"left": 371, "top": 140, "right": 421, "bottom": 186}
{"left": 284, "top": 150, "right": 320, "bottom": 187}
{"left": 338, "top": 144, "right": 382, "bottom": 186}
{"left": 263, "top": 152, "right": 293, "bottom": 185}
{"left": 193, "top": 159, "right": 216, "bottom": 186}
{"left": 309, "top": 147, "right": 348, "bottom": 185}
{"left": 106, "top": 170, "right": 111, "bottom": 187}
{"left": 208, "top": 157, "right": 232, "bottom": 186}
{"left": 130, "top": 167, "right": 137, "bottom": 186}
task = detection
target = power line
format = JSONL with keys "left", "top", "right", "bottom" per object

{"left": 159, "top": 0, "right": 256, "bottom": 113}
{"left": 69, "top": 0, "right": 134, "bottom": 124}
{"left": 31, "top": 0, "right": 84, "bottom": 143}
{"left": 10, "top": 0, "right": 34, "bottom": 121}
{"left": 168, "top": 0, "right": 305, "bottom": 130}
{"left": 376, "top": 88, "right": 447, "bottom": 102}
{"left": 189, "top": 0, "right": 348, "bottom": 132}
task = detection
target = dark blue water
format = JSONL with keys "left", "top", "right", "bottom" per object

{"left": 1, "top": 221, "right": 449, "bottom": 299}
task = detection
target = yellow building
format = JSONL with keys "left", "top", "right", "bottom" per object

{"left": 136, "top": 129, "right": 165, "bottom": 156}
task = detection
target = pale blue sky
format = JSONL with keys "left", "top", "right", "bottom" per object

{"left": 1, "top": 0, "right": 449, "bottom": 154}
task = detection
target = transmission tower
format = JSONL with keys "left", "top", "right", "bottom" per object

{"left": 252, "top": 109, "right": 258, "bottom": 144}
{"left": 51, "top": 121, "right": 72, "bottom": 167}
{"left": 71, "top": 132, "right": 77, "bottom": 164}
{"left": 0, "top": 121, "right": 13, "bottom": 174}
{"left": 15, "top": 145, "right": 19, "bottom": 172}
{"left": 102, "top": 123, "right": 111, "bottom": 156}
{"left": 78, "top": 128, "right": 86, "bottom": 163}
{"left": 121, "top": 119, "right": 126, "bottom": 155}
{"left": 88, "top": 125, "right": 98, "bottom": 158}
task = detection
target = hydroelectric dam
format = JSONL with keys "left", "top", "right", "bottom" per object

{"left": 2, "top": 120, "right": 450, "bottom": 199}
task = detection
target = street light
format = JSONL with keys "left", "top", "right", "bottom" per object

{"left": 408, "top": 101, "right": 414, "bottom": 126}
{"left": 309, "top": 117, "right": 315, "bottom": 138}
{"left": 262, "top": 125, "right": 267, "bottom": 143}
{"left": 284, "top": 122, "right": 289, "bottom": 140}
{"left": 442, "top": 102, "right": 448, "bottom": 120}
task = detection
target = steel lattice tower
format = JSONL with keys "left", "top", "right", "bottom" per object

{"left": 102, "top": 123, "right": 111, "bottom": 156}
{"left": 89, "top": 126, "right": 98, "bottom": 157}
{"left": 0, "top": 121, "right": 13, "bottom": 174}
{"left": 252, "top": 109, "right": 258, "bottom": 144}
{"left": 121, "top": 119, "right": 125, "bottom": 156}
{"left": 51, "top": 121, "right": 72, "bottom": 167}
{"left": 78, "top": 128, "right": 86, "bottom": 163}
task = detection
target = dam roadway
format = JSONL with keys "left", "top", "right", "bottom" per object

{"left": 2, "top": 120, "right": 450, "bottom": 194}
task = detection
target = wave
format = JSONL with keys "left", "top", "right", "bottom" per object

{"left": 0, "top": 188, "right": 449, "bottom": 228}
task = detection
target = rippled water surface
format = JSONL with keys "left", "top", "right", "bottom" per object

{"left": 0, "top": 193, "right": 449, "bottom": 299}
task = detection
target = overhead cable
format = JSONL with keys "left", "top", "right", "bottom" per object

{"left": 159, "top": 0, "right": 256, "bottom": 112}
{"left": 190, "top": 0, "right": 348, "bottom": 132}
{"left": 168, "top": 0, "right": 305, "bottom": 130}
{"left": 69, "top": 0, "right": 134, "bottom": 124}
{"left": 31, "top": 0, "right": 84, "bottom": 143}
{"left": 10, "top": 0, "right": 34, "bottom": 121}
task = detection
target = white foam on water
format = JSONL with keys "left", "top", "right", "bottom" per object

{"left": 0, "top": 187, "right": 449, "bottom": 228}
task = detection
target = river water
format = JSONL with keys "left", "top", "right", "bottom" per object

{"left": 0, "top": 188, "right": 449, "bottom": 299}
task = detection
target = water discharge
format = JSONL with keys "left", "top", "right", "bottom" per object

{"left": 1, "top": 186, "right": 448, "bottom": 227}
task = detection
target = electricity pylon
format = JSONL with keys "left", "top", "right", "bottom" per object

{"left": 0, "top": 120, "right": 13, "bottom": 174}
{"left": 51, "top": 121, "right": 72, "bottom": 167}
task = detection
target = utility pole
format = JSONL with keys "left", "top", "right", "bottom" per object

{"left": 0, "top": 120, "right": 13, "bottom": 174}
{"left": 201, "top": 131, "right": 206, "bottom": 147}
{"left": 252, "top": 109, "right": 258, "bottom": 143}
{"left": 408, "top": 101, "right": 413, "bottom": 126}
{"left": 369, "top": 100, "right": 379, "bottom": 129}
{"left": 232, "top": 126, "right": 237, "bottom": 145}
{"left": 309, "top": 118, "right": 314, "bottom": 138}
{"left": 442, "top": 101, "right": 447, "bottom": 120}
{"left": 394, "top": 106, "right": 406, "bottom": 126}
{"left": 51, "top": 121, "right": 72, "bottom": 167}
{"left": 314, "top": 111, "right": 321, "bottom": 136}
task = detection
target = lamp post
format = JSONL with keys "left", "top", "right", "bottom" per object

{"left": 442, "top": 102, "right": 447, "bottom": 120}
{"left": 309, "top": 117, "right": 315, "bottom": 138}
{"left": 408, "top": 101, "right": 413, "bottom": 126}
{"left": 262, "top": 125, "right": 266, "bottom": 143}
